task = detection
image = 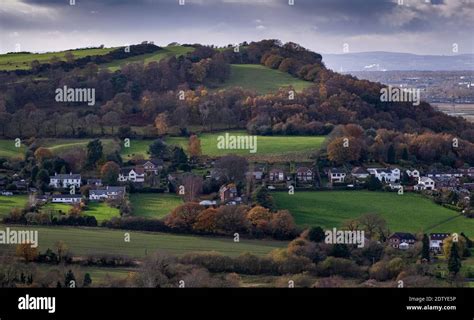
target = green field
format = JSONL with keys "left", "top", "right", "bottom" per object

{"left": 103, "top": 46, "right": 194, "bottom": 71}
{"left": 39, "top": 139, "right": 119, "bottom": 156}
{"left": 0, "top": 48, "right": 115, "bottom": 71}
{"left": 120, "top": 140, "right": 154, "bottom": 160}
{"left": 0, "top": 195, "right": 28, "bottom": 217}
{"left": 0, "top": 225, "right": 286, "bottom": 257}
{"left": 0, "top": 140, "right": 27, "bottom": 159}
{"left": 166, "top": 131, "right": 325, "bottom": 160}
{"left": 130, "top": 194, "right": 183, "bottom": 219}
{"left": 86, "top": 202, "right": 120, "bottom": 222}
{"left": 218, "top": 64, "right": 313, "bottom": 94}
{"left": 274, "top": 191, "right": 474, "bottom": 237}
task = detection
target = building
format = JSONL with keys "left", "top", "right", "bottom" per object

{"left": 328, "top": 168, "right": 346, "bottom": 183}
{"left": 414, "top": 176, "right": 435, "bottom": 191}
{"left": 351, "top": 167, "right": 369, "bottom": 180}
{"left": 89, "top": 186, "right": 126, "bottom": 201}
{"left": 269, "top": 169, "right": 285, "bottom": 182}
{"left": 388, "top": 232, "right": 416, "bottom": 249}
{"left": 87, "top": 179, "right": 102, "bottom": 186}
{"left": 136, "top": 159, "right": 164, "bottom": 174}
{"left": 51, "top": 194, "right": 82, "bottom": 204}
{"left": 296, "top": 167, "right": 313, "bottom": 182}
{"left": 429, "top": 233, "right": 451, "bottom": 253}
{"left": 118, "top": 167, "right": 145, "bottom": 183}
{"left": 246, "top": 167, "right": 264, "bottom": 180}
{"left": 219, "top": 184, "right": 238, "bottom": 203}
{"left": 49, "top": 173, "right": 81, "bottom": 189}
{"left": 367, "top": 168, "right": 400, "bottom": 183}
{"left": 406, "top": 169, "right": 420, "bottom": 179}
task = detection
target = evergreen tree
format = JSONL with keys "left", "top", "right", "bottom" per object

{"left": 253, "top": 186, "right": 275, "bottom": 210}
{"left": 308, "top": 226, "right": 325, "bottom": 242}
{"left": 387, "top": 144, "right": 396, "bottom": 163}
{"left": 83, "top": 273, "right": 92, "bottom": 287}
{"left": 86, "top": 139, "right": 103, "bottom": 168}
{"left": 421, "top": 233, "right": 430, "bottom": 261}
{"left": 366, "top": 175, "right": 383, "bottom": 191}
{"left": 65, "top": 269, "right": 76, "bottom": 288}
{"left": 448, "top": 242, "right": 462, "bottom": 275}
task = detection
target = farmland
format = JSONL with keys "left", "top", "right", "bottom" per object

{"left": 0, "top": 225, "right": 287, "bottom": 258}
{"left": 0, "top": 140, "right": 26, "bottom": 159}
{"left": 273, "top": 191, "right": 474, "bottom": 237}
{"left": 0, "top": 195, "right": 28, "bottom": 217}
{"left": 0, "top": 48, "right": 115, "bottom": 71}
{"left": 166, "top": 131, "right": 325, "bottom": 160}
{"left": 130, "top": 194, "right": 183, "bottom": 219}
{"left": 217, "top": 64, "right": 314, "bottom": 94}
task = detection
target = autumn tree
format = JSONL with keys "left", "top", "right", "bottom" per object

{"left": 327, "top": 137, "right": 362, "bottom": 165}
{"left": 16, "top": 243, "right": 38, "bottom": 263}
{"left": 164, "top": 203, "right": 203, "bottom": 230}
{"left": 154, "top": 112, "right": 169, "bottom": 136}
{"left": 193, "top": 208, "right": 218, "bottom": 233}
{"left": 100, "top": 161, "right": 120, "bottom": 185}
{"left": 34, "top": 147, "right": 53, "bottom": 163}
{"left": 180, "top": 173, "right": 203, "bottom": 202}
{"left": 188, "top": 134, "right": 202, "bottom": 160}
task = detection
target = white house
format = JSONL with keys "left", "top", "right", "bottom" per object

{"left": 136, "top": 159, "right": 164, "bottom": 174}
{"left": 351, "top": 167, "right": 369, "bottom": 180}
{"left": 367, "top": 167, "right": 400, "bottom": 183}
{"left": 406, "top": 169, "right": 420, "bottom": 179}
{"left": 51, "top": 194, "right": 82, "bottom": 204}
{"left": 328, "top": 168, "right": 346, "bottom": 183}
{"left": 269, "top": 169, "right": 285, "bottom": 182}
{"left": 429, "top": 233, "right": 451, "bottom": 253}
{"left": 414, "top": 176, "right": 435, "bottom": 191}
{"left": 49, "top": 173, "right": 81, "bottom": 189}
{"left": 89, "top": 186, "right": 126, "bottom": 201}
{"left": 118, "top": 167, "right": 145, "bottom": 183}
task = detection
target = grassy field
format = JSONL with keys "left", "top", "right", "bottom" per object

{"left": 273, "top": 191, "right": 474, "bottom": 237}
{"left": 130, "top": 194, "right": 183, "bottom": 219}
{"left": 0, "top": 225, "right": 286, "bottom": 257}
{"left": 166, "top": 131, "right": 325, "bottom": 160}
{"left": 86, "top": 202, "right": 120, "bottom": 222}
{"left": 0, "top": 48, "right": 115, "bottom": 71}
{"left": 38, "top": 139, "right": 120, "bottom": 156}
{"left": 0, "top": 195, "right": 28, "bottom": 217}
{"left": 120, "top": 140, "right": 154, "bottom": 160}
{"left": 103, "top": 46, "right": 194, "bottom": 71}
{"left": 0, "top": 139, "right": 27, "bottom": 159}
{"left": 217, "top": 64, "right": 313, "bottom": 94}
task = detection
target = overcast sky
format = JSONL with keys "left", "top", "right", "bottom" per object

{"left": 1, "top": 0, "right": 473, "bottom": 55}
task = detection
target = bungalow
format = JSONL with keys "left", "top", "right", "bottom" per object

{"left": 367, "top": 167, "right": 400, "bottom": 183}
{"left": 136, "top": 159, "right": 164, "bottom": 174}
{"left": 351, "top": 167, "right": 369, "bottom": 180}
{"left": 89, "top": 186, "right": 126, "bottom": 201}
{"left": 51, "top": 194, "right": 82, "bottom": 204}
{"left": 406, "top": 169, "right": 420, "bottom": 179}
{"left": 49, "top": 173, "right": 81, "bottom": 189}
{"left": 388, "top": 232, "right": 416, "bottom": 249}
{"left": 269, "top": 169, "right": 285, "bottom": 182}
{"left": 296, "top": 167, "right": 313, "bottom": 182}
{"left": 429, "top": 233, "right": 451, "bottom": 253}
{"left": 219, "top": 183, "right": 238, "bottom": 203}
{"left": 414, "top": 176, "right": 435, "bottom": 191}
{"left": 118, "top": 167, "right": 145, "bottom": 183}
{"left": 328, "top": 168, "right": 346, "bottom": 183}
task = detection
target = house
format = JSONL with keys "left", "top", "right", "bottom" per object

{"left": 296, "top": 167, "right": 313, "bottom": 182}
{"left": 219, "top": 184, "right": 238, "bottom": 203}
{"left": 414, "top": 176, "right": 435, "bottom": 191}
{"left": 429, "top": 233, "right": 451, "bottom": 253}
{"left": 367, "top": 167, "right": 400, "bottom": 183}
{"left": 388, "top": 232, "right": 416, "bottom": 249}
{"left": 406, "top": 169, "right": 420, "bottom": 179}
{"left": 246, "top": 167, "right": 264, "bottom": 180}
{"left": 427, "top": 170, "right": 463, "bottom": 179}
{"left": 89, "top": 186, "right": 126, "bottom": 201}
{"left": 51, "top": 194, "right": 82, "bottom": 204}
{"left": 351, "top": 167, "right": 369, "bottom": 180}
{"left": 87, "top": 179, "right": 102, "bottom": 186}
{"left": 13, "top": 180, "right": 28, "bottom": 190}
{"left": 118, "top": 167, "right": 145, "bottom": 183}
{"left": 269, "top": 169, "right": 285, "bottom": 182}
{"left": 136, "top": 159, "right": 164, "bottom": 174}
{"left": 328, "top": 168, "right": 346, "bottom": 183}
{"left": 49, "top": 173, "right": 81, "bottom": 189}
{"left": 433, "top": 177, "right": 459, "bottom": 190}
{"left": 199, "top": 200, "right": 217, "bottom": 206}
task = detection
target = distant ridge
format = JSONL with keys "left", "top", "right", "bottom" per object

{"left": 322, "top": 51, "right": 474, "bottom": 72}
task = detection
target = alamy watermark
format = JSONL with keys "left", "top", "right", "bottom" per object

{"left": 0, "top": 227, "right": 38, "bottom": 248}
{"left": 217, "top": 133, "right": 257, "bottom": 154}
{"left": 55, "top": 85, "right": 96, "bottom": 106}
{"left": 325, "top": 228, "right": 365, "bottom": 248}
{"left": 380, "top": 85, "right": 420, "bottom": 106}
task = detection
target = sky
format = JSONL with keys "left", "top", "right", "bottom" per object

{"left": 0, "top": 0, "right": 473, "bottom": 55}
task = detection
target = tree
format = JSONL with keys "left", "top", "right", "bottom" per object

{"left": 83, "top": 273, "right": 92, "bottom": 287}
{"left": 171, "top": 146, "right": 188, "bottom": 169}
{"left": 86, "top": 139, "right": 103, "bottom": 168}
{"left": 36, "top": 169, "right": 50, "bottom": 192}
{"left": 253, "top": 186, "right": 275, "bottom": 210}
{"left": 246, "top": 206, "right": 272, "bottom": 227}
{"left": 165, "top": 203, "right": 203, "bottom": 230}
{"left": 154, "top": 113, "right": 169, "bottom": 136}
{"left": 308, "top": 226, "right": 325, "bottom": 243}
{"left": 270, "top": 210, "right": 297, "bottom": 240}
{"left": 102, "top": 111, "right": 121, "bottom": 134}
{"left": 64, "top": 51, "right": 75, "bottom": 63}
{"left": 387, "top": 144, "right": 396, "bottom": 163}
{"left": 188, "top": 134, "right": 202, "bottom": 160}
{"left": 65, "top": 270, "right": 76, "bottom": 288}
{"left": 101, "top": 161, "right": 120, "bottom": 186}
{"left": 421, "top": 233, "right": 430, "bottom": 262}
{"left": 357, "top": 213, "right": 389, "bottom": 241}
{"left": 366, "top": 175, "right": 383, "bottom": 191}
{"left": 214, "top": 155, "right": 248, "bottom": 183}
{"left": 15, "top": 243, "right": 38, "bottom": 263}
{"left": 55, "top": 240, "right": 68, "bottom": 263}
{"left": 447, "top": 242, "right": 461, "bottom": 275}
{"left": 193, "top": 208, "right": 218, "bottom": 233}
{"left": 149, "top": 139, "right": 168, "bottom": 159}
{"left": 180, "top": 174, "right": 203, "bottom": 202}
{"left": 327, "top": 137, "right": 362, "bottom": 165}
{"left": 34, "top": 147, "right": 53, "bottom": 163}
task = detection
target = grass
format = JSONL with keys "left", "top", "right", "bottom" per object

{"left": 166, "top": 130, "right": 325, "bottom": 160}
{"left": 86, "top": 202, "right": 120, "bottom": 223}
{"left": 0, "top": 140, "right": 27, "bottom": 159}
{"left": 103, "top": 46, "right": 194, "bottom": 71}
{"left": 130, "top": 194, "right": 183, "bottom": 219}
{"left": 38, "top": 138, "right": 119, "bottom": 156}
{"left": 217, "top": 64, "right": 313, "bottom": 94}
{"left": 41, "top": 203, "right": 72, "bottom": 215}
{"left": 0, "top": 48, "right": 115, "bottom": 71}
{"left": 120, "top": 140, "right": 154, "bottom": 160}
{"left": 273, "top": 191, "right": 474, "bottom": 237}
{"left": 0, "top": 224, "right": 286, "bottom": 258}
{"left": 0, "top": 195, "right": 28, "bottom": 217}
